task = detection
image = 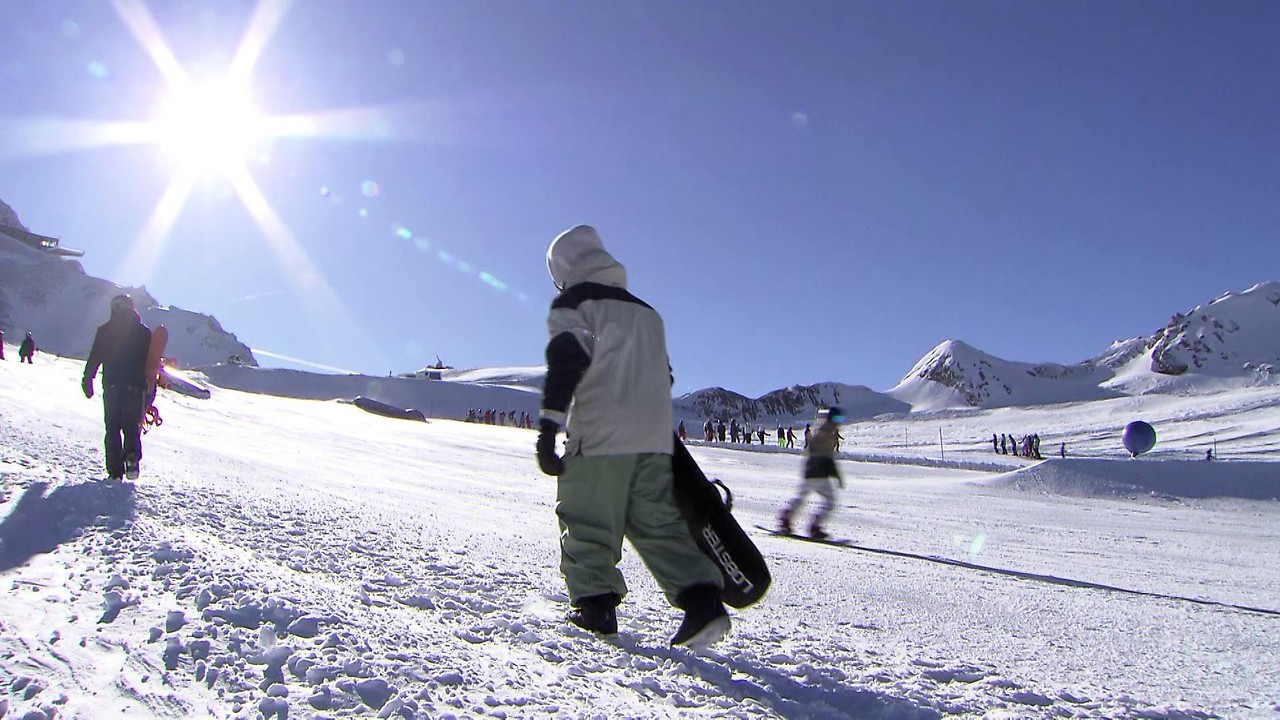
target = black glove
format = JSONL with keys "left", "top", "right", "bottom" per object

{"left": 81, "top": 376, "right": 94, "bottom": 399}
{"left": 536, "top": 419, "right": 564, "bottom": 476}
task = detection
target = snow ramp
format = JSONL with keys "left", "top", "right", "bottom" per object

{"left": 980, "top": 457, "right": 1280, "bottom": 500}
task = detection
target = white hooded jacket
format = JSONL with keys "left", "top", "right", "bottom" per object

{"left": 540, "top": 226, "right": 674, "bottom": 456}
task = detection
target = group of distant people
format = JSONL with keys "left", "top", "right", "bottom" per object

{"left": 0, "top": 327, "right": 38, "bottom": 363}
{"left": 683, "top": 418, "right": 840, "bottom": 452}
{"left": 466, "top": 408, "right": 534, "bottom": 429}
{"left": 992, "top": 432, "right": 1064, "bottom": 459}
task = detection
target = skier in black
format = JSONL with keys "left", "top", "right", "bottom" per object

{"left": 82, "top": 294, "right": 153, "bottom": 482}
{"left": 18, "top": 332, "right": 36, "bottom": 363}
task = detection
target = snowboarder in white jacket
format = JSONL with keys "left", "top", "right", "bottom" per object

{"left": 535, "top": 225, "right": 729, "bottom": 648}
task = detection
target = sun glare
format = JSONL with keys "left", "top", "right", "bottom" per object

{"left": 154, "top": 80, "right": 262, "bottom": 175}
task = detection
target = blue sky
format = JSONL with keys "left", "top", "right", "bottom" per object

{"left": 1, "top": 1, "right": 1277, "bottom": 397}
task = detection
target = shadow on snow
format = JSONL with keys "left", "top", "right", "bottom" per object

{"left": 0, "top": 480, "right": 136, "bottom": 572}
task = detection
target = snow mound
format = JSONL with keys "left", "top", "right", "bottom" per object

{"left": 199, "top": 364, "right": 539, "bottom": 420}
{"left": 982, "top": 457, "right": 1280, "bottom": 500}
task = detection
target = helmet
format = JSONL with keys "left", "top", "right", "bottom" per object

{"left": 110, "top": 293, "right": 134, "bottom": 313}
{"left": 819, "top": 405, "right": 848, "bottom": 424}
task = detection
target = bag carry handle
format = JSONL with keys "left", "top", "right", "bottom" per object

{"left": 711, "top": 478, "right": 733, "bottom": 512}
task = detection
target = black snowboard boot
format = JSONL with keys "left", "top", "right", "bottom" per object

{"left": 568, "top": 593, "right": 619, "bottom": 636}
{"left": 124, "top": 454, "right": 140, "bottom": 481}
{"left": 671, "top": 583, "right": 731, "bottom": 649}
{"left": 777, "top": 509, "right": 793, "bottom": 535}
{"left": 808, "top": 523, "right": 829, "bottom": 541}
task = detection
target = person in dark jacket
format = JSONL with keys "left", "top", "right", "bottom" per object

{"left": 18, "top": 332, "right": 36, "bottom": 363}
{"left": 535, "top": 225, "right": 728, "bottom": 649}
{"left": 0, "top": 326, "right": 5, "bottom": 359}
{"left": 82, "top": 294, "right": 153, "bottom": 482}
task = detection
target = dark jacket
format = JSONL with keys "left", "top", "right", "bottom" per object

{"left": 84, "top": 311, "right": 152, "bottom": 388}
{"left": 19, "top": 333, "right": 35, "bottom": 357}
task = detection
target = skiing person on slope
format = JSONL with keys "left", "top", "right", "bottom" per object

{"left": 82, "top": 294, "right": 153, "bottom": 482}
{"left": 778, "top": 406, "right": 847, "bottom": 540}
{"left": 535, "top": 224, "right": 729, "bottom": 648}
{"left": 18, "top": 332, "right": 36, "bottom": 363}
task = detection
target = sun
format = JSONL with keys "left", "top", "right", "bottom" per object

{"left": 153, "top": 79, "right": 263, "bottom": 175}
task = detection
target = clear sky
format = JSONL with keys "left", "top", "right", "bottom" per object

{"left": 2, "top": 1, "right": 1277, "bottom": 397}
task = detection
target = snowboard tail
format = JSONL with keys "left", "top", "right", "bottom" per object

{"left": 671, "top": 436, "right": 771, "bottom": 608}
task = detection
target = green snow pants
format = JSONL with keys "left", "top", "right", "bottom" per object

{"left": 556, "top": 452, "right": 723, "bottom": 607}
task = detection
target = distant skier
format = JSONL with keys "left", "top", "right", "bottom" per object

{"left": 729, "top": 419, "right": 740, "bottom": 444}
{"left": 534, "top": 225, "right": 729, "bottom": 648}
{"left": 756, "top": 426, "right": 767, "bottom": 444}
{"left": 82, "top": 294, "right": 153, "bottom": 482}
{"left": 677, "top": 420, "right": 687, "bottom": 441}
{"left": 992, "top": 433, "right": 998, "bottom": 453}
{"left": 703, "top": 418, "right": 714, "bottom": 442}
{"left": 1060, "top": 442, "right": 1066, "bottom": 458}
{"left": 776, "top": 425, "right": 785, "bottom": 447}
{"left": 786, "top": 427, "right": 796, "bottom": 449}
{"left": 716, "top": 419, "right": 726, "bottom": 443}
{"left": 803, "top": 423, "right": 811, "bottom": 449}
{"left": 1000, "top": 433, "right": 1007, "bottom": 455}
{"left": 778, "top": 406, "right": 847, "bottom": 540}
{"left": 0, "top": 326, "right": 5, "bottom": 359}
{"left": 18, "top": 332, "right": 36, "bottom": 363}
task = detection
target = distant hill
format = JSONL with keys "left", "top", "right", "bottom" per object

{"left": 0, "top": 198, "right": 26, "bottom": 230}
{"left": 673, "top": 383, "right": 909, "bottom": 426}
{"left": 887, "top": 282, "right": 1280, "bottom": 411}
{"left": 0, "top": 220, "right": 255, "bottom": 368}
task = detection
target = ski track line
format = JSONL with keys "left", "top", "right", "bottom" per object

{"left": 758, "top": 531, "right": 1280, "bottom": 618}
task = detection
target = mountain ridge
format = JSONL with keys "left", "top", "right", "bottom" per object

{"left": 2, "top": 197, "right": 1275, "bottom": 423}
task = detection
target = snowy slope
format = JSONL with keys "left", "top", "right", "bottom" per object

{"left": 0, "top": 230, "right": 255, "bottom": 368}
{"left": 4, "top": 354, "right": 1280, "bottom": 718}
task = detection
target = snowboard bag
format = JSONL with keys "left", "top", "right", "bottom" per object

{"left": 671, "top": 435, "right": 771, "bottom": 608}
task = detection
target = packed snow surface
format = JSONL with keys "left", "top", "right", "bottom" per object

{"left": 2, "top": 350, "right": 1278, "bottom": 718}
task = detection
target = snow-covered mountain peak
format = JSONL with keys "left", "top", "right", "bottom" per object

{"left": 1144, "top": 280, "right": 1280, "bottom": 378}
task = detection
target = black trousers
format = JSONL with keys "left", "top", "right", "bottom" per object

{"left": 103, "top": 384, "right": 145, "bottom": 477}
